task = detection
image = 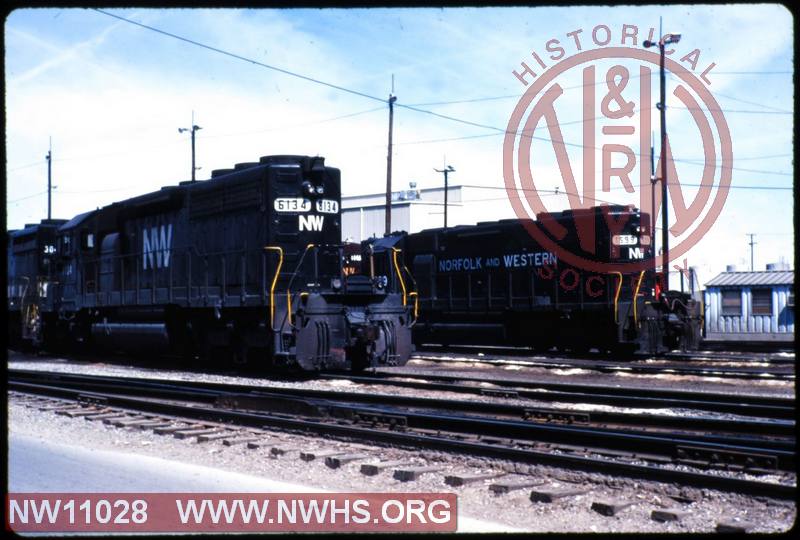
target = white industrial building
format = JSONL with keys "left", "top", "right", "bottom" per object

{"left": 342, "top": 183, "right": 515, "bottom": 242}
{"left": 704, "top": 263, "right": 794, "bottom": 344}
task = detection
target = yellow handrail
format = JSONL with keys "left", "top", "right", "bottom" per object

{"left": 611, "top": 271, "right": 623, "bottom": 324}
{"left": 408, "top": 291, "right": 419, "bottom": 319}
{"left": 286, "top": 244, "right": 315, "bottom": 326}
{"left": 391, "top": 248, "right": 407, "bottom": 306}
{"left": 633, "top": 271, "right": 645, "bottom": 326}
{"left": 263, "top": 246, "right": 284, "bottom": 330}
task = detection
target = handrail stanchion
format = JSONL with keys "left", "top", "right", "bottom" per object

{"left": 263, "top": 246, "right": 284, "bottom": 331}
{"left": 391, "top": 248, "right": 407, "bottom": 306}
{"left": 633, "top": 271, "right": 645, "bottom": 326}
{"left": 611, "top": 271, "right": 623, "bottom": 325}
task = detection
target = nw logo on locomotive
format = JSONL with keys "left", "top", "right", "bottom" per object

{"left": 142, "top": 224, "right": 173, "bottom": 269}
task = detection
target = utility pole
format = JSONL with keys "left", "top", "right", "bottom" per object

{"left": 178, "top": 111, "right": 202, "bottom": 182}
{"left": 46, "top": 137, "right": 52, "bottom": 220}
{"left": 650, "top": 132, "right": 657, "bottom": 281}
{"left": 644, "top": 22, "right": 681, "bottom": 291}
{"left": 434, "top": 164, "right": 455, "bottom": 229}
{"left": 385, "top": 80, "right": 397, "bottom": 236}
{"left": 748, "top": 233, "right": 757, "bottom": 271}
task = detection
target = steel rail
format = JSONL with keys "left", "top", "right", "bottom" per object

{"left": 410, "top": 353, "right": 795, "bottom": 380}
{"left": 322, "top": 372, "right": 795, "bottom": 420}
{"left": 9, "top": 368, "right": 793, "bottom": 439}
{"left": 10, "top": 372, "right": 794, "bottom": 459}
{"left": 8, "top": 370, "right": 795, "bottom": 461}
{"left": 416, "top": 344, "right": 795, "bottom": 364}
{"left": 9, "top": 376, "right": 795, "bottom": 500}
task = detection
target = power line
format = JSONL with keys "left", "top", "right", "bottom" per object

{"left": 393, "top": 103, "right": 793, "bottom": 176}
{"left": 673, "top": 107, "right": 791, "bottom": 115}
{"left": 405, "top": 70, "right": 792, "bottom": 108}
{"left": 457, "top": 182, "right": 791, "bottom": 197}
{"left": 9, "top": 186, "right": 137, "bottom": 203}
{"left": 395, "top": 126, "right": 793, "bottom": 177}
{"left": 49, "top": 139, "right": 185, "bottom": 164}
{"left": 199, "top": 106, "right": 385, "bottom": 140}
{"left": 6, "top": 107, "right": 384, "bottom": 172}
{"left": 8, "top": 160, "right": 47, "bottom": 172}
{"left": 711, "top": 71, "right": 791, "bottom": 74}
{"left": 92, "top": 9, "right": 792, "bottom": 178}
{"left": 667, "top": 73, "right": 792, "bottom": 113}
{"left": 57, "top": 187, "right": 136, "bottom": 194}
{"left": 8, "top": 191, "right": 47, "bottom": 204}
{"left": 407, "top": 79, "right": 792, "bottom": 111}
{"left": 680, "top": 153, "right": 792, "bottom": 162}
{"left": 94, "top": 9, "right": 386, "bottom": 104}
{"left": 710, "top": 89, "right": 791, "bottom": 114}
{"left": 396, "top": 127, "right": 791, "bottom": 167}
{"left": 404, "top": 73, "right": 653, "bottom": 107}
{"left": 396, "top": 107, "right": 654, "bottom": 144}
{"left": 395, "top": 111, "right": 793, "bottom": 175}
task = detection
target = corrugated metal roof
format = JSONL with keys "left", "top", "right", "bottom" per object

{"left": 706, "top": 271, "right": 794, "bottom": 287}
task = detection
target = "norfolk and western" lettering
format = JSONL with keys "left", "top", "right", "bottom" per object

{"left": 438, "top": 251, "right": 557, "bottom": 273}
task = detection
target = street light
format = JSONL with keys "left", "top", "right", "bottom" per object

{"left": 178, "top": 124, "right": 202, "bottom": 182}
{"left": 643, "top": 33, "right": 681, "bottom": 48}
{"left": 643, "top": 30, "right": 680, "bottom": 291}
{"left": 434, "top": 164, "right": 455, "bottom": 229}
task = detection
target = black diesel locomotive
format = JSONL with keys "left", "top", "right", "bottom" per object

{"left": 394, "top": 205, "right": 702, "bottom": 354}
{"left": 7, "top": 155, "right": 413, "bottom": 371}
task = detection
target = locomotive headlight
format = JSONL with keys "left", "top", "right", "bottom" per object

{"left": 331, "top": 277, "right": 342, "bottom": 291}
{"left": 315, "top": 185, "right": 325, "bottom": 195}
{"left": 302, "top": 181, "right": 315, "bottom": 195}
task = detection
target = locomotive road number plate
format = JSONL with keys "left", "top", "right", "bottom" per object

{"left": 274, "top": 198, "right": 311, "bottom": 212}
{"left": 316, "top": 199, "right": 339, "bottom": 214}
{"left": 612, "top": 234, "right": 639, "bottom": 246}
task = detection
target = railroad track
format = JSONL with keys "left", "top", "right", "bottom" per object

{"left": 9, "top": 369, "right": 795, "bottom": 500}
{"left": 327, "top": 371, "right": 795, "bottom": 420}
{"left": 410, "top": 352, "right": 795, "bottom": 380}
{"left": 9, "top": 368, "right": 794, "bottom": 438}
{"left": 416, "top": 344, "right": 795, "bottom": 365}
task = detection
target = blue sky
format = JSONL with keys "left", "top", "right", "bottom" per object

{"left": 5, "top": 6, "right": 794, "bottom": 286}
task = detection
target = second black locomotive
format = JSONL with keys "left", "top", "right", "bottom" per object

{"left": 392, "top": 205, "right": 702, "bottom": 354}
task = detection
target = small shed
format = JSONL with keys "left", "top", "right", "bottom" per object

{"left": 704, "top": 267, "right": 794, "bottom": 343}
